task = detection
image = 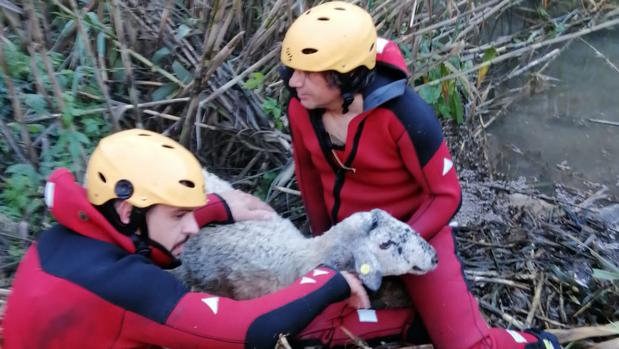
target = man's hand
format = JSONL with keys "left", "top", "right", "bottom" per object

{"left": 218, "top": 189, "right": 276, "bottom": 222}
{"left": 340, "top": 271, "right": 370, "bottom": 309}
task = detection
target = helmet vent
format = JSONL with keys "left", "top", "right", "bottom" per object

{"left": 98, "top": 172, "right": 107, "bottom": 183}
{"left": 317, "top": 17, "right": 330, "bottom": 21}
{"left": 369, "top": 43, "right": 374, "bottom": 51}
{"left": 334, "top": 7, "right": 346, "bottom": 10}
{"left": 302, "top": 48, "right": 318, "bottom": 55}
{"left": 179, "top": 180, "right": 195, "bottom": 188}
{"left": 162, "top": 144, "right": 175, "bottom": 149}
{"left": 285, "top": 47, "right": 293, "bottom": 61}
{"left": 138, "top": 133, "right": 151, "bottom": 136}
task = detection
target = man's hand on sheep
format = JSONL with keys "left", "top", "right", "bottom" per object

{"left": 218, "top": 189, "right": 276, "bottom": 221}
{"left": 340, "top": 271, "right": 371, "bottom": 309}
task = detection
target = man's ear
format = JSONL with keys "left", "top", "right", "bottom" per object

{"left": 115, "top": 200, "right": 133, "bottom": 224}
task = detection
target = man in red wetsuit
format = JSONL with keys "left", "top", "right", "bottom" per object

{"left": 280, "top": 2, "right": 563, "bottom": 349}
{"left": 2, "top": 128, "right": 370, "bottom": 348}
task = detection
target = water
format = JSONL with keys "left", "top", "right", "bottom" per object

{"left": 487, "top": 28, "right": 619, "bottom": 199}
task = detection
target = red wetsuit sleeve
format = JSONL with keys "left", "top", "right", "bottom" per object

{"left": 124, "top": 267, "right": 350, "bottom": 349}
{"left": 400, "top": 136, "right": 462, "bottom": 240}
{"left": 288, "top": 99, "right": 332, "bottom": 235}
{"left": 194, "top": 193, "right": 233, "bottom": 227}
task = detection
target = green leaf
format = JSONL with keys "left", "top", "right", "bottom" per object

{"left": 111, "top": 55, "right": 126, "bottom": 84}
{"left": 262, "top": 97, "right": 283, "bottom": 129}
{"left": 23, "top": 94, "right": 49, "bottom": 115}
{"left": 85, "top": 12, "right": 105, "bottom": 31}
{"left": 71, "top": 66, "right": 85, "bottom": 98}
{"left": 25, "top": 198, "right": 42, "bottom": 215}
{"left": 418, "top": 85, "right": 441, "bottom": 104}
{"left": 428, "top": 67, "right": 441, "bottom": 81}
{"left": 152, "top": 47, "right": 171, "bottom": 65}
{"left": 172, "top": 61, "right": 193, "bottom": 83}
{"left": 152, "top": 83, "right": 178, "bottom": 101}
{"left": 83, "top": 118, "right": 103, "bottom": 136}
{"left": 437, "top": 100, "right": 451, "bottom": 120}
{"left": 56, "top": 69, "right": 75, "bottom": 90}
{"left": 8, "top": 244, "right": 26, "bottom": 261}
{"left": 593, "top": 268, "right": 619, "bottom": 281}
{"left": 243, "top": 72, "right": 265, "bottom": 90}
{"left": 175, "top": 24, "right": 192, "bottom": 40}
{"left": 2, "top": 163, "right": 41, "bottom": 217}
{"left": 73, "top": 130, "right": 91, "bottom": 145}
{"left": 400, "top": 44, "right": 412, "bottom": 61}
{"left": 477, "top": 47, "right": 497, "bottom": 86}
{"left": 2, "top": 41, "right": 30, "bottom": 79}
{"left": 97, "top": 32, "right": 106, "bottom": 57}
{"left": 58, "top": 19, "right": 76, "bottom": 42}
{"left": 419, "top": 36, "right": 431, "bottom": 54}
{"left": 27, "top": 123, "right": 44, "bottom": 134}
{"left": 450, "top": 91, "right": 464, "bottom": 124}
{"left": 6, "top": 163, "right": 38, "bottom": 181}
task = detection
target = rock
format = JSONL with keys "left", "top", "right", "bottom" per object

{"left": 596, "top": 204, "right": 619, "bottom": 230}
{"left": 506, "top": 193, "right": 559, "bottom": 220}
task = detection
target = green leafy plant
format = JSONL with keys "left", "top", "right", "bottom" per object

{"left": 253, "top": 170, "right": 278, "bottom": 201}
{"left": 0, "top": 164, "right": 42, "bottom": 219}
{"left": 418, "top": 60, "right": 466, "bottom": 124}
{"left": 0, "top": 35, "right": 109, "bottom": 230}
{"left": 262, "top": 97, "right": 283, "bottom": 130}
{"left": 243, "top": 72, "right": 266, "bottom": 90}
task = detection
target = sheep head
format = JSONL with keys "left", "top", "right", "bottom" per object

{"left": 351, "top": 209, "right": 438, "bottom": 290}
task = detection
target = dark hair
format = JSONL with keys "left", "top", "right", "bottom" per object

{"left": 279, "top": 65, "right": 375, "bottom": 113}
{"left": 96, "top": 199, "right": 152, "bottom": 256}
{"left": 326, "top": 66, "right": 375, "bottom": 113}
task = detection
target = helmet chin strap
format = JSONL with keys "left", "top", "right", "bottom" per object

{"left": 341, "top": 92, "right": 355, "bottom": 113}
{"left": 96, "top": 200, "right": 181, "bottom": 268}
{"left": 129, "top": 207, "right": 151, "bottom": 257}
{"left": 126, "top": 207, "right": 182, "bottom": 269}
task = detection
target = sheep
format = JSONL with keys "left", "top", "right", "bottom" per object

{"left": 175, "top": 171, "right": 438, "bottom": 300}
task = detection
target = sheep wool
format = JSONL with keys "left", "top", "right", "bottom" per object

{"left": 176, "top": 171, "right": 438, "bottom": 300}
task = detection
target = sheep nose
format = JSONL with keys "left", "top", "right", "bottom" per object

{"left": 431, "top": 255, "right": 439, "bottom": 265}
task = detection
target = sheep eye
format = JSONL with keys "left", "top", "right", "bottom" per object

{"left": 379, "top": 240, "right": 396, "bottom": 250}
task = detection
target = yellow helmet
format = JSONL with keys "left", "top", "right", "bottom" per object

{"left": 86, "top": 129, "right": 207, "bottom": 209}
{"left": 281, "top": 1, "right": 377, "bottom": 73}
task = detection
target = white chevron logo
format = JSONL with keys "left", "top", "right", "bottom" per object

{"left": 300, "top": 277, "right": 316, "bottom": 284}
{"left": 376, "top": 37, "right": 388, "bottom": 53}
{"left": 201, "top": 297, "right": 219, "bottom": 314}
{"left": 44, "top": 182, "right": 55, "bottom": 208}
{"left": 442, "top": 158, "right": 453, "bottom": 176}
{"left": 312, "top": 269, "right": 329, "bottom": 277}
{"left": 506, "top": 330, "right": 527, "bottom": 343}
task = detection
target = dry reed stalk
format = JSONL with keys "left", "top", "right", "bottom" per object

{"left": 0, "top": 2, "right": 24, "bottom": 42}
{"left": 197, "top": 48, "right": 278, "bottom": 110}
{"left": 158, "top": 0, "right": 174, "bottom": 44}
{"left": 526, "top": 272, "right": 545, "bottom": 326}
{"left": 418, "top": 15, "right": 619, "bottom": 89}
{"left": 25, "top": 34, "right": 52, "bottom": 109}
{"left": 23, "top": 0, "right": 64, "bottom": 112}
{"left": 109, "top": 0, "right": 141, "bottom": 127}
{"left": 0, "top": 18, "right": 36, "bottom": 165}
{"left": 65, "top": 0, "right": 119, "bottom": 130}
{"left": 180, "top": 3, "right": 243, "bottom": 146}
{"left": 0, "top": 116, "right": 29, "bottom": 164}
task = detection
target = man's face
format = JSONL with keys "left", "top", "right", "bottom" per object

{"left": 146, "top": 204, "right": 199, "bottom": 257}
{"left": 288, "top": 70, "right": 341, "bottom": 111}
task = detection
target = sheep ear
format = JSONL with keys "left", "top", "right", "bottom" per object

{"left": 360, "top": 209, "right": 380, "bottom": 235}
{"left": 353, "top": 247, "right": 383, "bottom": 291}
